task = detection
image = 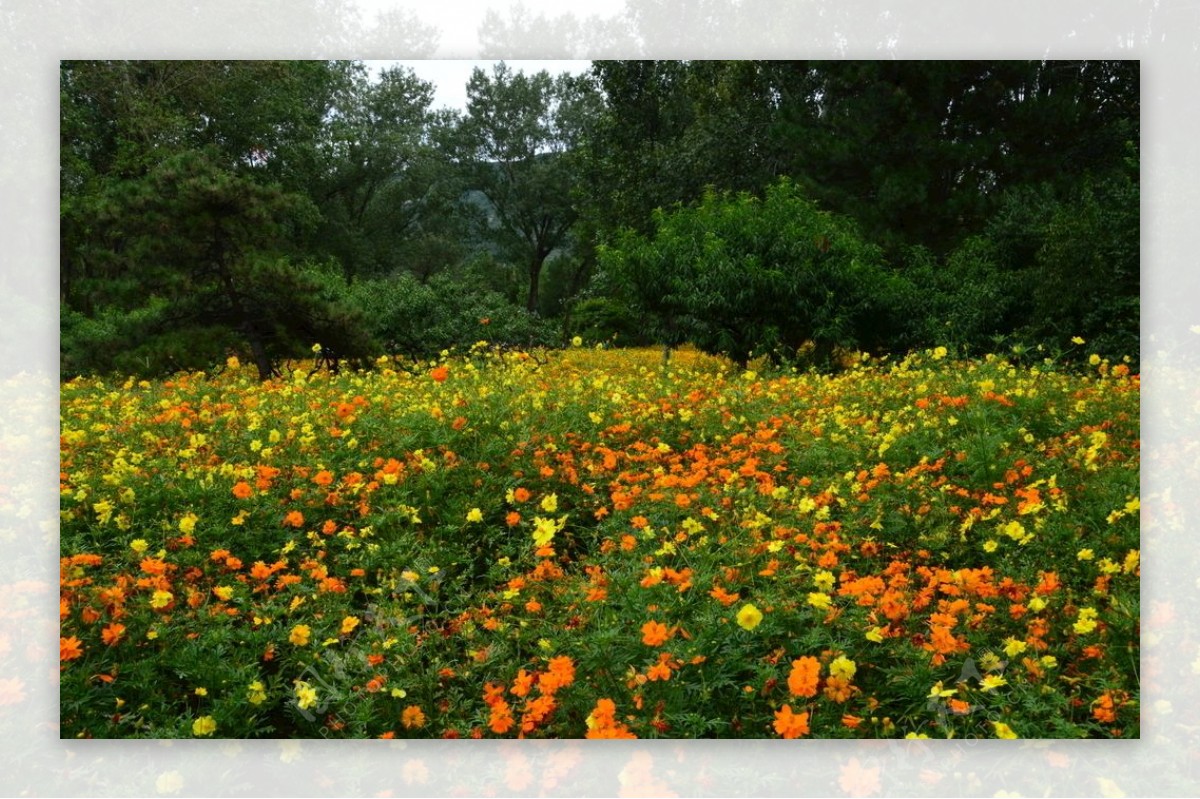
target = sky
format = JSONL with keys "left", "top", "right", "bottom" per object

{"left": 368, "top": 60, "right": 594, "bottom": 112}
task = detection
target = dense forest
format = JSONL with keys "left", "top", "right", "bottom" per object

{"left": 59, "top": 60, "right": 1139, "bottom": 378}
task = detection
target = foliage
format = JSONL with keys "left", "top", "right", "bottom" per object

{"left": 454, "top": 63, "right": 603, "bottom": 313}
{"left": 309, "top": 64, "right": 471, "bottom": 282}
{"left": 59, "top": 61, "right": 372, "bottom": 380}
{"left": 599, "top": 179, "right": 904, "bottom": 366}
{"left": 59, "top": 58, "right": 1139, "bottom": 384}
{"left": 344, "top": 269, "right": 557, "bottom": 360}
{"left": 59, "top": 346, "right": 1140, "bottom": 739}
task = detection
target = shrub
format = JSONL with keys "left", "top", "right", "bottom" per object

{"left": 598, "top": 178, "right": 909, "bottom": 367}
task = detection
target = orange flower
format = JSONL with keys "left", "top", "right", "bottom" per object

{"left": 101, "top": 623, "right": 125, "bottom": 646}
{"left": 505, "top": 511, "right": 521, "bottom": 527}
{"left": 231, "top": 481, "right": 253, "bottom": 499}
{"left": 641, "top": 620, "right": 671, "bottom": 647}
{"left": 513, "top": 487, "right": 531, "bottom": 503}
{"left": 709, "top": 584, "right": 740, "bottom": 607}
{"left": 1092, "top": 691, "right": 1124, "bottom": 724}
{"left": 483, "top": 682, "right": 507, "bottom": 706}
{"left": 430, "top": 365, "right": 449, "bottom": 383}
{"left": 585, "top": 697, "right": 637, "bottom": 739}
{"left": 401, "top": 705, "right": 426, "bottom": 729}
{"left": 646, "top": 660, "right": 672, "bottom": 682}
{"left": 489, "top": 698, "right": 515, "bottom": 734}
{"left": 139, "top": 557, "right": 169, "bottom": 576}
{"left": 520, "top": 694, "right": 557, "bottom": 732}
{"left": 824, "top": 675, "right": 855, "bottom": 703}
{"left": 787, "top": 656, "right": 821, "bottom": 698}
{"left": 510, "top": 669, "right": 535, "bottom": 698}
{"left": 545, "top": 656, "right": 576, "bottom": 689}
{"left": 282, "top": 510, "right": 304, "bottom": 528}
{"left": 60, "top": 636, "right": 83, "bottom": 662}
{"left": 312, "top": 470, "right": 334, "bottom": 487}
{"left": 773, "top": 704, "right": 810, "bottom": 739}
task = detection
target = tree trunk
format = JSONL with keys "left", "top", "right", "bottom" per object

{"left": 244, "top": 320, "right": 274, "bottom": 381}
{"left": 527, "top": 254, "right": 544, "bottom": 314}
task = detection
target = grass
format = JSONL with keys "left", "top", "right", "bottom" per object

{"left": 58, "top": 343, "right": 1139, "bottom": 739}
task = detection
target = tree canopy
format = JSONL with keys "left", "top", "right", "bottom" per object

{"left": 60, "top": 59, "right": 1140, "bottom": 378}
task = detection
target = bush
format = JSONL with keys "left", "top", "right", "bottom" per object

{"left": 346, "top": 270, "right": 557, "bottom": 360}
{"left": 599, "top": 178, "right": 908, "bottom": 367}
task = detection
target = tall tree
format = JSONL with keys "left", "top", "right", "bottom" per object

{"left": 455, "top": 62, "right": 602, "bottom": 313}
{"left": 60, "top": 60, "right": 373, "bottom": 379}
{"left": 311, "top": 63, "right": 465, "bottom": 282}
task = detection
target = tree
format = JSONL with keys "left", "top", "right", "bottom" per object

{"left": 600, "top": 178, "right": 902, "bottom": 367}
{"left": 311, "top": 63, "right": 466, "bottom": 282}
{"left": 60, "top": 60, "right": 373, "bottom": 379}
{"left": 454, "top": 62, "right": 602, "bottom": 314}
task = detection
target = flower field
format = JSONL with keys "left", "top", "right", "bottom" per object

{"left": 58, "top": 344, "right": 1140, "bottom": 739}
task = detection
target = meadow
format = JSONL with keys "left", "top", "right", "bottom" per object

{"left": 58, "top": 343, "right": 1140, "bottom": 739}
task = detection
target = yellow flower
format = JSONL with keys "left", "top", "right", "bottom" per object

{"left": 1003, "top": 638, "right": 1027, "bottom": 658}
{"left": 1089, "top": 353, "right": 1101, "bottom": 366}
{"left": 194, "top": 687, "right": 208, "bottom": 697}
{"left": 93, "top": 499, "right": 115, "bottom": 525}
{"left": 929, "top": 681, "right": 956, "bottom": 699}
{"left": 980, "top": 675, "right": 1008, "bottom": 691}
{"left": 213, "top": 585, "right": 234, "bottom": 602}
{"left": 736, "top": 603, "right": 763, "bottom": 631}
{"left": 1077, "top": 548, "right": 1094, "bottom": 561}
{"left": 992, "top": 721, "right": 1019, "bottom": 739}
{"left": 813, "top": 570, "right": 835, "bottom": 591}
{"left": 466, "top": 508, "right": 484, "bottom": 523}
{"left": 540, "top": 493, "right": 558, "bottom": 513}
{"left": 340, "top": 616, "right": 360, "bottom": 635}
{"left": 571, "top": 336, "right": 583, "bottom": 347}
{"left": 931, "top": 346, "right": 948, "bottom": 360}
{"left": 247, "top": 681, "right": 267, "bottom": 705}
{"left": 1071, "top": 336, "right": 1085, "bottom": 345}
{"left": 1122, "top": 550, "right": 1140, "bottom": 574}
{"left": 531, "top": 516, "right": 559, "bottom": 547}
{"left": 865, "top": 626, "right": 885, "bottom": 643}
{"left": 807, "top": 592, "right": 832, "bottom": 610}
{"left": 828, "top": 655, "right": 856, "bottom": 681}
{"left": 178, "top": 513, "right": 198, "bottom": 535}
{"left": 192, "top": 716, "right": 217, "bottom": 736}
{"left": 1073, "top": 607, "right": 1099, "bottom": 634}
{"left": 294, "top": 681, "right": 318, "bottom": 710}
{"left": 311, "top": 343, "right": 323, "bottom": 354}
{"left": 130, "top": 539, "right": 149, "bottom": 554}
{"left": 149, "top": 590, "right": 173, "bottom": 609}
{"left": 289, "top": 625, "right": 311, "bottom": 646}
{"left": 226, "top": 355, "right": 241, "bottom": 369}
